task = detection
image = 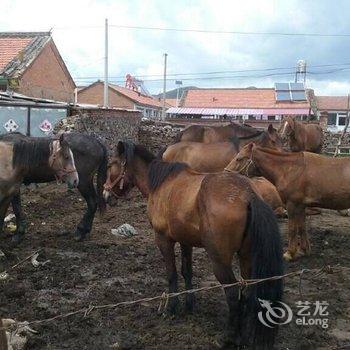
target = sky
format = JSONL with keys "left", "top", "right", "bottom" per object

{"left": 2, "top": 0, "right": 350, "bottom": 95}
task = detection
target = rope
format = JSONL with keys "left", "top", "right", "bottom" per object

{"left": 2, "top": 264, "right": 349, "bottom": 331}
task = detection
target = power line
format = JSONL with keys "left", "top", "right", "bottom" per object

{"left": 73, "top": 62, "right": 350, "bottom": 81}
{"left": 53, "top": 24, "right": 350, "bottom": 38}
{"left": 109, "top": 24, "right": 350, "bottom": 38}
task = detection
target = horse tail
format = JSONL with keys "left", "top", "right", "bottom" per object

{"left": 246, "top": 194, "right": 284, "bottom": 349}
{"left": 96, "top": 140, "right": 108, "bottom": 215}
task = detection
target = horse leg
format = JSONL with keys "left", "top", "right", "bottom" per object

{"left": 155, "top": 233, "right": 179, "bottom": 314}
{"left": 0, "top": 196, "right": 12, "bottom": 237}
{"left": 11, "top": 191, "right": 27, "bottom": 243}
{"left": 74, "top": 180, "right": 97, "bottom": 241}
{"left": 180, "top": 244, "right": 195, "bottom": 312}
{"left": 297, "top": 209, "right": 310, "bottom": 257}
{"left": 209, "top": 255, "right": 240, "bottom": 346}
{"left": 284, "top": 202, "right": 305, "bottom": 261}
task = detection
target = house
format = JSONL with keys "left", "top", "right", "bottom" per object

{"left": 77, "top": 80, "right": 163, "bottom": 118}
{"left": 167, "top": 86, "right": 312, "bottom": 127}
{"left": 316, "top": 96, "right": 349, "bottom": 132}
{"left": 0, "top": 31, "right": 75, "bottom": 103}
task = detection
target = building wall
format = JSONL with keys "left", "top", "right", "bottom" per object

{"left": 78, "top": 83, "right": 135, "bottom": 109}
{"left": 18, "top": 40, "right": 75, "bottom": 103}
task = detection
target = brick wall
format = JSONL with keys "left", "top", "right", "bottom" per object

{"left": 54, "top": 107, "right": 141, "bottom": 151}
{"left": 78, "top": 82, "right": 135, "bottom": 109}
{"left": 18, "top": 40, "right": 75, "bottom": 103}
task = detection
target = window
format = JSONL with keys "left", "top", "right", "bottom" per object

{"left": 248, "top": 115, "right": 255, "bottom": 120}
{"left": 327, "top": 113, "right": 337, "bottom": 125}
{"left": 338, "top": 115, "right": 347, "bottom": 126}
{"left": 268, "top": 115, "right": 276, "bottom": 121}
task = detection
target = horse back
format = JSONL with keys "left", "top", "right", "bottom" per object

{"left": 304, "top": 124, "right": 324, "bottom": 153}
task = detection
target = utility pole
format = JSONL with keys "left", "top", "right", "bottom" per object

{"left": 334, "top": 93, "right": 350, "bottom": 156}
{"left": 104, "top": 18, "right": 109, "bottom": 107}
{"left": 162, "top": 53, "right": 168, "bottom": 120}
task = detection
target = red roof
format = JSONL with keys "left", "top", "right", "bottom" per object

{"left": 182, "top": 88, "right": 310, "bottom": 109}
{"left": 0, "top": 37, "right": 33, "bottom": 71}
{"left": 109, "top": 84, "right": 162, "bottom": 108}
{"left": 316, "top": 96, "right": 349, "bottom": 111}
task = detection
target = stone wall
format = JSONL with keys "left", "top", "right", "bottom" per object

{"left": 323, "top": 131, "right": 350, "bottom": 154}
{"left": 54, "top": 107, "right": 141, "bottom": 151}
{"left": 138, "top": 120, "right": 183, "bottom": 155}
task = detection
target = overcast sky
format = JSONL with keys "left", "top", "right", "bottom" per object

{"left": 2, "top": 0, "right": 350, "bottom": 95}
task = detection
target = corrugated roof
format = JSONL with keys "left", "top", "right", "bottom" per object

{"left": 167, "top": 107, "right": 310, "bottom": 116}
{"left": 182, "top": 88, "right": 310, "bottom": 109}
{"left": 0, "top": 32, "right": 51, "bottom": 77}
{"left": 316, "top": 96, "right": 349, "bottom": 111}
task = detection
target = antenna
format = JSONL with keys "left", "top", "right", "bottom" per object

{"left": 295, "top": 60, "right": 307, "bottom": 83}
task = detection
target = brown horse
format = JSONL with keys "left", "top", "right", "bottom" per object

{"left": 176, "top": 121, "right": 260, "bottom": 143}
{"left": 279, "top": 116, "right": 324, "bottom": 153}
{"left": 103, "top": 141, "right": 283, "bottom": 349}
{"left": 0, "top": 134, "right": 79, "bottom": 238}
{"left": 230, "top": 143, "right": 350, "bottom": 261}
{"left": 163, "top": 125, "right": 283, "bottom": 173}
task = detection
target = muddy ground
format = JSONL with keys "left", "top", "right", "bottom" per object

{"left": 0, "top": 183, "right": 349, "bottom": 350}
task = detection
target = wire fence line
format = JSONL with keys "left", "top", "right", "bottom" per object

{"left": 1, "top": 254, "right": 349, "bottom": 332}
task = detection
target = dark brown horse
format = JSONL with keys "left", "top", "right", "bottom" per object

{"left": 163, "top": 125, "right": 283, "bottom": 173}
{"left": 0, "top": 134, "right": 79, "bottom": 241}
{"left": 230, "top": 143, "right": 350, "bottom": 261}
{"left": 0, "top": 318, "right": 7, "bottom": 350}
{"left": 176, "top": 121, "right": 260, "bottom": 143}
{"left": 103, "top": 141, "right": 283, "bottom": 349}
{"left": 1, "top": 132, "right": 108, "bottom": 242}
{"left": 279, "top": 116, "right": 324, "bottom": 153}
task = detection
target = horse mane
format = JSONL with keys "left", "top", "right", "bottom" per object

{"left": 228, "top": 136, "right": 240, "bottom": 151}
{"left": 238, "top": 130, "right": 263, "bottom": 140}
{"left": 12, "top": 138, "right": 51, "bottom": 170}
{"left": 120, "top": 141, "right": 156, "bottom": 165}
{"left": 255, "top": 146, "right": 301, "bottom": 157}
{"left": 148, "top": 160, "right": 189, "bottom": 192}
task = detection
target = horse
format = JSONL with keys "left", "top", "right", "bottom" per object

{"left": 230, "top": 143, "right": 350, "bottom": 261}
{"left": 175, "top": 121, "right": 261, "bottom": 143}
{"left": 162, "top": 125, "right": 283, "bottom": 173}
{"left": 103, "top": 141, "right": 283, "bottom": 349}
{"left": 279, "top": 116, "right": 324, "bottom": 153}
{"left": 0, "top": 318, "right": 7, "bottom": 350}
{"left": 0, "top": 134, "right": 79, "bottom": 241}
{"left": 0, "top": 133, "right": 107, "bottom": 242}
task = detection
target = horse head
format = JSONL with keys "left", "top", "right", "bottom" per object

{"left": 279, "top": 116, "right": 295, "bottom": 140}
{"left": 49, "top": 134, "right": 79, "bottom": 188}
{"left": 259, "top": 124, "right": 284, "bottom": 151}
{"left": 226, "top": 142, "right": 260, "bottom": 177}
{"left": 103, "top": 141, "right": 135, "bottom": 205}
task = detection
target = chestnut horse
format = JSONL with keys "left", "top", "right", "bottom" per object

{"left": 279, "top": 116, "right": 324, "bottom": 153}
{"left": 175, "top": 121, "right": 260, "bottom": 143}
{"left": 163, "top": 125, "right": 283, "bottom": 173}
{"left": 103, "top": 141, "right": 283, "bottom": 349}
{"left": 0, "top": 134, "right": 79, "bottom": 240}
{"left": 230, "top": 143, "right": 350, "bottom": 261}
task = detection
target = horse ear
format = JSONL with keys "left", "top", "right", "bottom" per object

{"left": 117, "top": 141, "right": 125, "bottom": 156}
{"left": 267, "top": 124, "right": 275, "bottom": 133}
{"left": 247, "top": 142, "right": 255, "bottom": 151}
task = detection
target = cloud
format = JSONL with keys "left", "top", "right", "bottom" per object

{"left": 1, "top": 0, "right": 350, "bottom": 95}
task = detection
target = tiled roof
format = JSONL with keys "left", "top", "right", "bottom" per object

{"left": 0, "top": 32, "right": 51, "bottom": 77}
{"left": 165, "top": 98, "right": 177, "bottom": 107}
{"left": 182, "top": 88, "right": 310, "bottom": 109}
{"left": 316, "top": 96, "right": 349, "bottom": 111}
{"left": 109, "top": 84, "right": 162, "bottom": 108}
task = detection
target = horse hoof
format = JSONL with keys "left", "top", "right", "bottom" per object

{"left": 283, "top": 251, "right": 294, "bottom": 261}
{"left": 11, "top": 234, "right": 24, "bottom": 245}
{"left": 74, "top": 232, "right": 87, "bottom": 241}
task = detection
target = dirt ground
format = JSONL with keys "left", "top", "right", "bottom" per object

{"left": 0, "top": 183, "right": 350, "bottom": 350}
